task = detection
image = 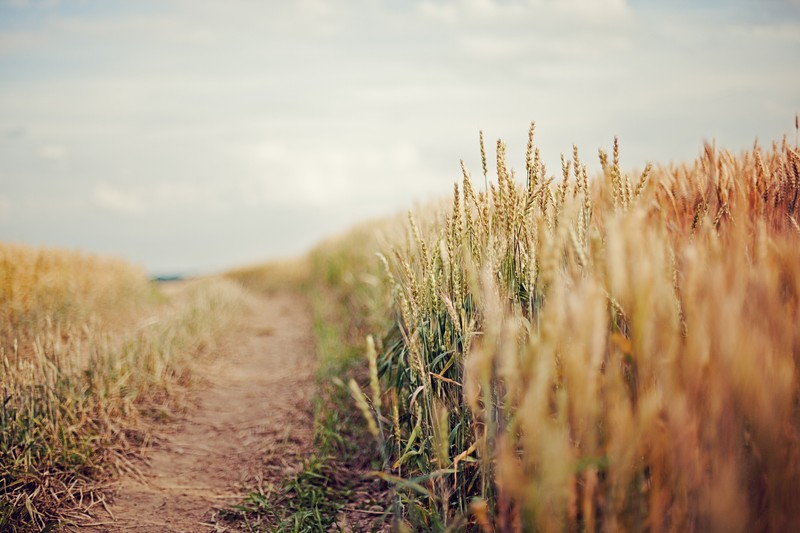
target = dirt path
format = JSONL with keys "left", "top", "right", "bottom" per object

{"left": 88, "top": 290, "right": 316, "bottom": 532}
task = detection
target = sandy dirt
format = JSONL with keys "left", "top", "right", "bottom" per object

{"left": 84, "top": 290, "right": 316, "bottom": 532}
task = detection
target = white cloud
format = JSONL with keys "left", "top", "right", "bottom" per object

{"left": 90, "top": 181, "right": 228, "bottom": 216}
{"left": 236, "top": 140, "right": 433, "bottom": 208}
{"left": 297, "top": 0, "right": 335, "bottom": 17}
{"left": 552, "top": 0, "right": 630, "bottom": 19}
{"left": 417, "top": 0, "right": 527, "bottom": 22}
{"left": 3, "top": 0, "right": 59, "bottom": 9}
{"left": 0, "top": 195, "right": 11, "bottom": 220}
{"left": 750, "top": 20, "right": 800, "bottom": 42}
{"left": 91, "top": 183, "right": 145, "bottom": 215}
{"left": 417, "top": 0, "right": 630, "bottom": 24}
{"left": 415, "top": 0, "right": 633, "bottom": 65}
{"left": 250, "top": 139, "right": 289, "bottom": 162}
{"left": 460, "top": 35, "right": 523, "bottom": 59}
{"left": 39, "top": 144, "right": 67, "bottom": 161}
{"left": 0, "top": 31, "right": 40, "bottom": 55}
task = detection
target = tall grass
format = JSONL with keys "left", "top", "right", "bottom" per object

{"left": 338, "top": 123, "right": 800, "bottom": 531}
{"left": 0, "top": 244, "right": 243, "bottom": 531}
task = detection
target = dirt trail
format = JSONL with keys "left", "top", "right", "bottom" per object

{"left": 88, "top": 290, "right": 316, "bottom": 532}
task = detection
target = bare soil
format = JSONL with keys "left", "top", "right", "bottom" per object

{"left": 83, "top": 290, "right": 316, "bottom": 532}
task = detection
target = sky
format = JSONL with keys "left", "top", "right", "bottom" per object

{"left": 1, "top": 0, "right": 799, "bottom": 275}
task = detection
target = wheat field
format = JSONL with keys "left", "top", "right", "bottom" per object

{"left": 3, "top": 123, "right": 799, "bottom": 531}
{"left": 324, "top": 122, "right": 800, "bottom": 531}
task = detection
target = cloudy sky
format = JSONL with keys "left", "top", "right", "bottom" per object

{"left": 1, "top": 0, "right": 798, "bottom": 275}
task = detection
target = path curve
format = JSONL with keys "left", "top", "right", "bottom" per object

{"left": 88, "top": 290, "right": 316, "bottom": 532}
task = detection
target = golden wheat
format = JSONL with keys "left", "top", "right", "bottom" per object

{"left": 334, "top": 123, "right": 800, "bottom": 531}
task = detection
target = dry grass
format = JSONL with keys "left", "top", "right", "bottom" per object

{"left": 331, "top": 123, "right": 800, "bottom": 531}
{"left": 225, "top": 257, "right": 312, "bottom": 295}
{"left": 0, "top": 244, "right": 244, "bottom": 531}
